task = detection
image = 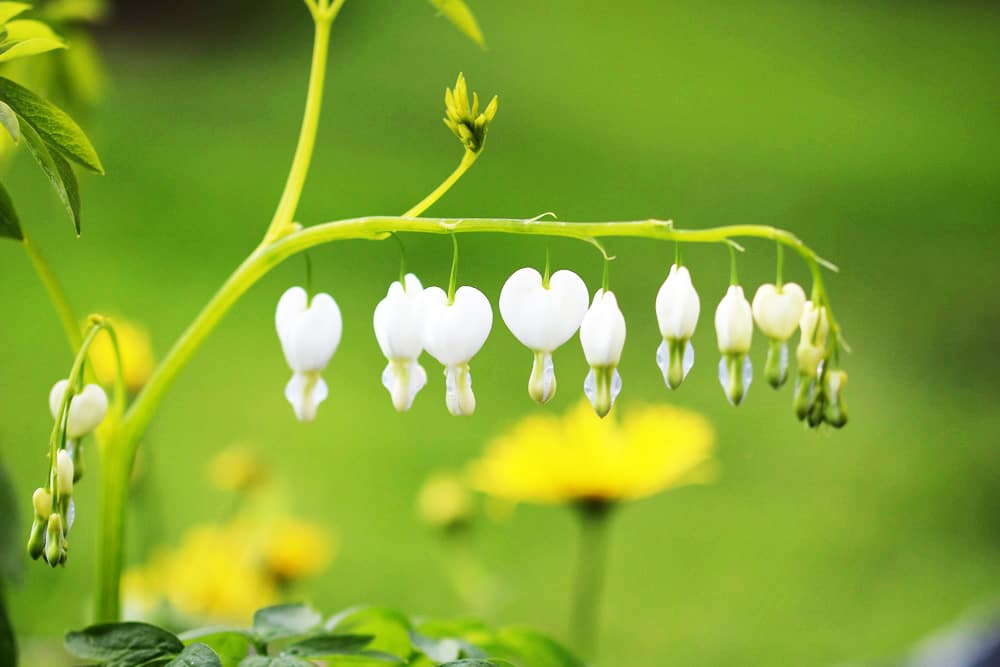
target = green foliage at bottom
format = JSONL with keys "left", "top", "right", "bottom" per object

{"left": 65, "top": 603, "right": 583, "bottom": 667}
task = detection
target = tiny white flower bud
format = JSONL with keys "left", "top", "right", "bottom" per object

{"left": 275, "top": 286, "right": 342, "bottom": 421}
{"left": 422, "top": 285, "right": 493, "bottom": 416}
{"left": 752, "top": 282, "right": 806, "bottom": 342}
{"left": 49, "top": 380, "right": 108, "bottom": 439}
{"left": 580, "top": 289, "right": 627, "bottom": 417}
{"left": 799, "top": 300, "right": 829, "bottom": 348}
{"left": 499, "top": 267, "right": 589, "bottom": 404}
{"left": 714, "top": 286, "right": 753, "bottom": 354}
{"left": 56, "top": 450, "right": 74, "bottom": 497}
{"left": 374, "top": 273, "right": 428, "bottom": 412}
{"left": 32, "top": 488, "right": 52, "bottom": 519}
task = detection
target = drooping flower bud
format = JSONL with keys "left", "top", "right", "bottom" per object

{"left": 275, "top": 286, "right": 343, "bottom": 422}
{"left": 655, "top": 264, "right": 700, "bottom": 389}
{"left": 44, "top": 512, "right": 64, "bottom": 566}
{"left": 715, "top": 285, "right": 753, "bottom": 405}
{"left": 422, "top": 285, "right": 493, "bottom": 416}
{"left": 824, "top": 370, "right": 848, "bottom": 428}
{"left": 56, "top": 450, "right": 74, "bottom": 498}
{"left": 49, "top": 380, "right": 108, "bottom": 439}
{"left": 373, "top": 273, "right": 428, "bottom": 412}
{"left": 499, "top": 267, "right": 589, "bottom": 404}
{"left": 32, "top": 488, "right": 52, "bottom": 519}
{"left": 580, "top": 289, "right": 626, "bottom": 418}
{"left": 796, "top": 300, "right": 829, "bottom": 378}
{"left": 752, "top": 282, "right": 806, "bottom": 388}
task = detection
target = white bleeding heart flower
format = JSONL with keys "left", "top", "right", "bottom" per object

{"left": 654, "top": 264, "right": 701, "bottom": 389}
{"left": 752, "top": 282, "right": 806, "bottom": 388}
{"left": 579, "top": 288, "right": 626, "bottom": 418}
{"left": 499, "top": 267, "right": 589, "bottom": 404}
{"left": 275, "top": 286, "right": 343, "bottom": 422}
{"left": 373, "top": 273, "right": 428, "bottom": 412}
{"left": 422, "top": 285, "right": 493, "bottom": 416}
{"left": 714, "top": 285, "right": 754, "bottom": 406}
{"left": 49, "top": 380, "right": 108, "bottom": 439}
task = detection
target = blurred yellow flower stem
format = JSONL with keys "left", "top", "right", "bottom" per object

{"left": 95, "top": 0, "right": 843, "bottom": 623}
{"left": 570, "top": 502, "right": 613, "bottom": 659}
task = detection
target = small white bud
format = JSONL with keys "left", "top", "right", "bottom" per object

{"left": 32, "top": 488, "right": 52, "bottom": 519}
{"left": 655, "top": 264, "right": 700, "bottom": 341}
{"left": 714, "top": 286, "right": 753, "bottom": 354}
{"left": 56, "top": 450, "right": 74, "bottom": 497}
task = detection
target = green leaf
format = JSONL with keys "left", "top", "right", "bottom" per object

{"left": 167, "top": 643, "right": 222, "bottom": 667}
{"left": 325, "top": 606, "right": 413, "bottom": 658}
{"left": 427, "top": 0, "right": 485, "bottom": 48}
{"left": 0, "top": 100, "right": 18, "bottom": 142}
{"left": 0, "top": 455, "right": 21, "bottom": 584}
{"left": 252, "top": 604, "right": 323, "bottom": 642}
{"left": 179, "top": 630, "right": 253, "bottom": 667}
{"left": 0, "top": 76, "right": 103, "bottom": 173}
{"left": 438, "top": 661, "right": 515, "bottom": 667}
{"left": 281, "top": 634, "right": 373, "bottom": 658}
{"left": 0, "top": 180, "right": 22, "bottom": 240}
{"left": 0, "top": 583, "right": 15, "bottom": 667}
{"left": 0, "top": 19, "right": 66, "bottom": 63}
{"left": 481, "top": 628, "right": 584, "bottom": 667}
{"left": 0, "top": 2, "right": 29, "bottom": 24}
{"left": 19, "top": 117, "right": 81, "bottom": 234}
{"left": 239, "top": 657, "right": 314, "bottom": 667}
{"left": 42, "top": 0, "right": 109, "bottom": 23}
{"left": 65, "top": 622, "right": 185, "bottom": 665}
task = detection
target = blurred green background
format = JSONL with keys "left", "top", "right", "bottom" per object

{"left": 2, "top": 0, "right": 1000, "bottom": 664}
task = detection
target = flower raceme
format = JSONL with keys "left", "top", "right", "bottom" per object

{"left": 580, "top": 289, "right": 627, "bottom": 418}
{"left": 655, "top": 264, "right": 700, "bottom": 390}
{"left": 275, "top": 286, "right": 343, "bottom": 422}
{"left": 499, "top": 267, "right": 589, "bottom": 404}
{"left": 422, "top": 284, "right": 493, "bottom": 416}
{"left": 373, "top": 273, "right": 428, "bottom": 412}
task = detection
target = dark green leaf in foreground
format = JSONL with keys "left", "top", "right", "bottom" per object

{"left": 0, "top": 180, "right": 22, "bottom": 240}
{"left": 19, "top": 117, "right": 81, "bottom": 234}
{"left": 0, "top": 100, "right": 17, "bottom": 142}
{"left": 65, "top": 622, "right": 185, "bottom": 665}
{"left": 167, "top": 643, "right": 223, "bottom": 667}
{"left": 0, "top": 76, "right": 103, "bottom": 172}
{"left": 325, "top": 606, "right": 413, "bottom": 658}
{"left": 438, "top": 661, "right": 515, "bottom": 667}
{"left": 281, "top": 633, "right": 373, "bottom": 658}
{"left": 179, "top": 629, "right": 253, "bottom": 667}
{"left": 252, "top": 604, "right": 323, "bottom": 642}
{"left": 239, "top": 657, "right": 314, "bottom": 667}
{"left": 427, "top": 0, "right": 484, "bottom": 48}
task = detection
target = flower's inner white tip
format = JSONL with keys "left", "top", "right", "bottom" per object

{"left": 381, "top": 359, "right": 427, "bottom": 412}
{"left": 285, "top": 372, "right": 328, "bottom": 422}
{"left": 445, "top": 364, "right": 476, "bottom": 416}
{"left": 718, "top": 355, "right": 753, "bottom": 406}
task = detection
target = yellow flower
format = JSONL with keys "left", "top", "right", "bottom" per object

{"left": 416, "top": 472, "right": 474, "bottom": 530}
{"left": 262, "top": 517, "right": 335, "bottom": 582}
{"left": 469, "top": 399, "right": 716, "bottom": 505}
{"left": 208, "top": 444, "right": 270, "bottom": 493}
{"left": 89, "top": 317, "right": 155, "bottom": 393}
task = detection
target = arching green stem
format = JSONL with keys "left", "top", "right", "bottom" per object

{"left": 403, "top": 149, "right": 478, "bottom": 219}
{"left": 22, "top": 234, "right": 82, "bottom": 352}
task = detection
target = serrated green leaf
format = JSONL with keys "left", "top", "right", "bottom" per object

{"left": 0, "top": 76, "right": 103, "bottom": 173}
{"left": 167, "top": 643, "right": 222, "bottom": 667}
{"left": 0, "top": 180, "right": 22, "bottom": 240}
{"left": 0, "top": 100, "right": 17, "bottom": 143}
{"left": 65, "top": 622, "right": 185, "bottom": 665}
{"left": 0, "top": 2, "right": 29, "bottom": 24}
{"left": 252, "top": 604, "right": 322, "bottom": 642}
{"left": 280, "top": 634, "right": 373, "bottom": 658}
{"left": 0, "top": 19, "right": 66, "bottom": 62}
{"left": 427, "top": 0, "right": 485, "bottom": 48}
{"left": 179, "top": 630, "right": 253, "bottom": 667}
{"left": 18, "top": 116, "right": 81, "bottom": 234}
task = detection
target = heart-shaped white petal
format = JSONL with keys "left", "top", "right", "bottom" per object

{"left": 499, "top": 268, "right": 589, "bottom": 352}
{"left": 579, "top": 289, "right": 626, "bottom": 367}
{"left": 373, "top": 273, "right": 425, "bottom": 360}
{"left": 752, "top": 282, "right": 806, "bottom": 341}
{"left": 655, "top": 264, "right": 700, "bottom": 340}
{"left": 422, "top": 286, "right": 493, "bottom": 366}
{"left": 284, "top": 371, "right": 329, "bottom": 422}
{"left": 49, "top": 380, "right": 109, "bottom": 439}
{"left": 715, "top": 285, "right": 753, "bottom": 354}
{"left": 275, "top": 287, "right": 343, "bottom": 373}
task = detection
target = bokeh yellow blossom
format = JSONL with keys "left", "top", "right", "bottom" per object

{"left": 124, "top": 514, "right": 334, "bottom": 624}
{"left": 417, "top": 472, "right": 475, "bottom": 530}
{"left": 89, "top": 317, "right": 155, "bottom": 393}
{"left": 209, "top": 444, "right": 270, "bottom": 493}
{"left": 469, "top": 400, "right": 716, "bottom": 505}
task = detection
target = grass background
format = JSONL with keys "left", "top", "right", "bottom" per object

{"left": 2, "top": 0, "right": 1000, "bottom": 664}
